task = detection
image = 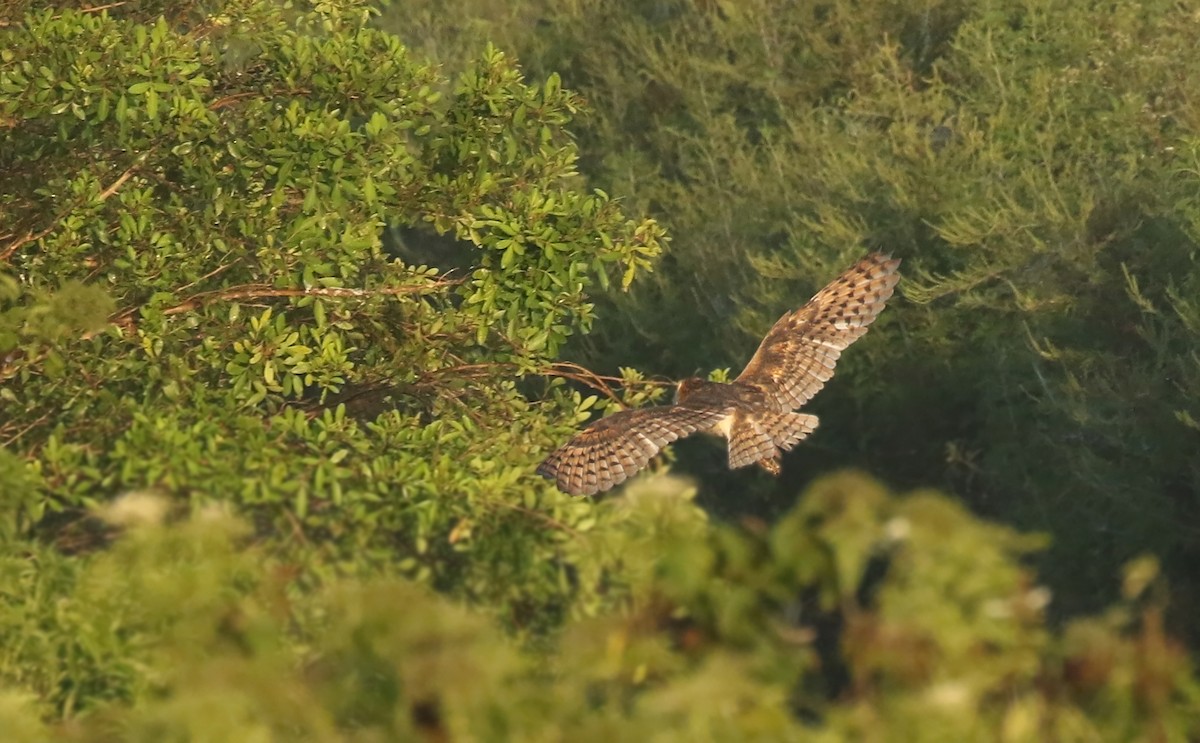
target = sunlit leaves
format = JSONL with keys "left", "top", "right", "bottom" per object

{"left": 0, "top": 0, "right": 663, "bottom": 671}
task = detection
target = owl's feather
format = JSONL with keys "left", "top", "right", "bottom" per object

{"left": 735, "top": 253, "right": 901, "bottom": 411}
{"left": 538, "top": 253, "right": 901, "bottom": 496}
{"left": 537, "top": 405, "right": 731, "bottom": 497}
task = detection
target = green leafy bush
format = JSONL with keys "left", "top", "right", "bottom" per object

{"left": 2, "top": 1, "right": 1198, "bottom": 738}
{"left": 4, "top": 476, "right": 1197, "bottom": 739}
{"left": 1, "top": 0, "right": 664, "bottom": 638}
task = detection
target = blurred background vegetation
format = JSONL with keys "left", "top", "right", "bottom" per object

{"left": 2, "top": 0, "right": 1198, "bottom": 738}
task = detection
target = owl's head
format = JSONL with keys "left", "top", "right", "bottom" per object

{"left": 674, "top": 377, "right": 708, "bottom": 403}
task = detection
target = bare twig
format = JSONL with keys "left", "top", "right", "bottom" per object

{"left": 0, "top": 409, "right": 52, "bottom": 448}
{"left": 2, "top": 151, "right": 150, "bottom": 263}
{"left": 99, "top": 277, "right": 465, "bottom": 338}
{"left": 102, "top": 277, "right": 463, "bottom": 333}
{"left": 0, "top": 1, "right": 128, "bottom": 26}
{"left": 159, "top": 279, "right": 465, "bottom": 316}
{"left": 173, "top": 260, "right": 242, "bottom": 294}
{"left": 419, "top": 358, "right": 670, "bottom": 408}
{"left": 210, "top": 92, "right": 260, "bottom": 111}
{"left": 547, "top": 361, "right": 673, "bottom": 405}
{"left": 1, "top": 228, "right": 53, "bottom": 262}
{"left": 97, "top": 151, "right": 150, "bottom": 202}
{"left": 79, "top": 2, "right": 127, "bottom": 13}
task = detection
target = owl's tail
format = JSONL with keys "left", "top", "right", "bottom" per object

{"left": 762, "top": 411, "right": 820, "bottom": 451}
{"left": 727, "top": 411, "right": 819, "bottom": 473}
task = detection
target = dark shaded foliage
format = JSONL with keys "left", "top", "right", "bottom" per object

{"left": 379, "top": 0, "right": 1200, "bottom": 642}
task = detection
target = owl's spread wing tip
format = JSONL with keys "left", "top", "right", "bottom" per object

{"left": 536, "top": 457, "right": 585, "bottom": 496}
{"left": 734, "top": 252, "right": 901, "bottom": 410}
{"left": 536, "top": 405, "right": 729, "bottom": 497}
{"left": 861, "top": 252, "right": 903, "bottom": 281}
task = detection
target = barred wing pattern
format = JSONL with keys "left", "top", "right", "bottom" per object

{"left": 735, "top": 253, "right": 901, "bottom": 411}
{"left": 537, "top": 405, "right": 731, "bottom": 497}
{"left": 538, "top": 253, "right": 900, "bottom": 496}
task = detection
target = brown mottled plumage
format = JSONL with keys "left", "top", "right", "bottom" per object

{"left": 538, "top": 253, "right": 902, "bottom": 496}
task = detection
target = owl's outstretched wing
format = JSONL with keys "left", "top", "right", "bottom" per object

{"left": 735, "top": 253, "right": 901, "bottom": 411}
{"left": 537, "top": 405, "right": 730, "bottom": 496}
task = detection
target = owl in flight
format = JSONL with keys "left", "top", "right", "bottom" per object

{"left": 537, "top": 253, "right": 902, "bottom": 496}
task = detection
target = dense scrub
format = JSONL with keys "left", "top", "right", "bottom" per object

{"left": 2, "top": 0, "right": 1198, "bottom": 738}
{"left": 3, "top": 477, "right": 1195, "bottom": 740}
{"left": 380, "top": 0, "right": 1200, "bottom": 633}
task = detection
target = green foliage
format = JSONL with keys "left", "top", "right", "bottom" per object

{"left": 3, "top": 1, "right": 1200, "bottom": 738}
{"left": 0, "top": 0, "right": 665, "bottom": 641}
{"left": 3, "top": 476, "right": 1197, "bottom": 739}
{"left": 378, "top": 0, "right": 1200, "bottom": 634}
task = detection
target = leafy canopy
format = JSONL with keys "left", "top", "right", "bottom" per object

{"left": 0, "top": 0, "right": 665, "bottom": 632}
{"left": 1, "top": 1, "right": 1198, "bottom": 739}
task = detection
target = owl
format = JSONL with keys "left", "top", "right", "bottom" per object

{"left": 538, "top": 253, "right": 901, "bottom": 496}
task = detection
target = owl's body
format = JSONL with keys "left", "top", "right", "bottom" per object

{"left": 538, "top": 253, "right": 902, "bottom": 496}
{"left": 672, "top": 377, "right": 817, "bottom": 476}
